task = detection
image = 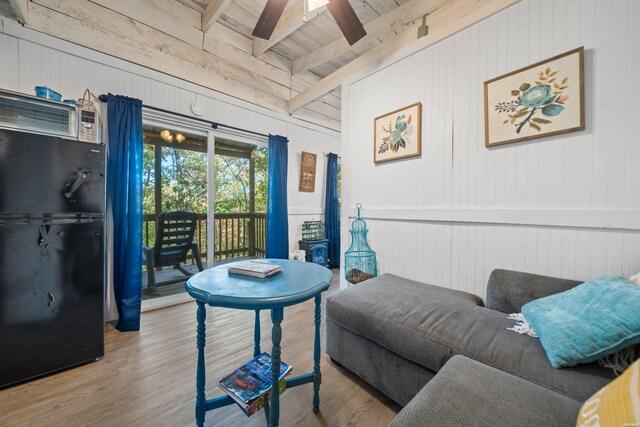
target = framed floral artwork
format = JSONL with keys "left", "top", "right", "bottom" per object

{"left": 374, "top": 102, "right": 422, "bottom": 163}
{"left": 484, "top": 47, "right": 584, "bottom": 147}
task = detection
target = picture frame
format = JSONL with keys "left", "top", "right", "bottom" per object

{"left": 484, "top": 47, "right": 585, "bottom": 147}
{"left": 374, "top": 102, "right": 422, "bottom": 163}
{"left": 299, "top": 151, "right": 317, "bottom": 192}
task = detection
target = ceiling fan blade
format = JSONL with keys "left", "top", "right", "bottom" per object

{"left": 252, "top": 0, "right": 290, "bottom": 40}
{"left": 327, "top": 0, "right": 367, "bottom": 46}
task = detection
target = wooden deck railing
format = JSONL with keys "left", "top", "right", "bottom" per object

{"left": 143, "top": 212, "right": 266, "bottom": 262}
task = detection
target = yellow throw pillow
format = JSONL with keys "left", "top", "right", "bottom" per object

{"left": 576, "top": 358, "right": 640, "bottom": 427}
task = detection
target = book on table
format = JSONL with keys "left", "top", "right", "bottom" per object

{"left": 227, "top": 261, "right": 282, "bottom": 278}
{"left": 218, "top": 352, "right": 292, "bottom": 416}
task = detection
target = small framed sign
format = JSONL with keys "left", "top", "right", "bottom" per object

{"left": 484, "top": 47, "right": 585, "bottom": 147}
{"left": 299, "top": 151, "right": 317, "bottom": 192}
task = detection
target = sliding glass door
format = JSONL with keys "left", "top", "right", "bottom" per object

{"left": 141, "top": 119, "right": 211, "bottom": 307}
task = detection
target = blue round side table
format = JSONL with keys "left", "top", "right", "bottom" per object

{"left": 185, "top": 259, "right": 333, "bottom": 427}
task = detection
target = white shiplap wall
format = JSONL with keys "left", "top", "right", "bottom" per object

{"left": 0, "top": 18, "right": 340, "bottom": 255}
{"left": 340, "top": 0, "right": 640, "bottom": 296}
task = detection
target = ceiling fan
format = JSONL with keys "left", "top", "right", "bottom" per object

{"left": 252, "top": 0, "right": 367, "bottom": 46}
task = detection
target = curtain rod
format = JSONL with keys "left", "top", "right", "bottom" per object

{"left": 322, "top": 151, "right": 341, "bottom": 159}
{"left": 98, "top": 94, "right": 269, "bottom": 139}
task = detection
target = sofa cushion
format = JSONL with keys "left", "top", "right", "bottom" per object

{"left": 389, "top": 355, "right": 581, "bottom": 427}
{"left": 327, "top": 273, "right": 614, "bottom": 401}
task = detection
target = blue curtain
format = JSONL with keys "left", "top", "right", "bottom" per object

{"left": 325, "top": 153, "right": 340, "bottom": 268}
{"left": 266, "top": 134, "right": 289, "bottom": 259}
{"left": 107, "top": 94, "right": 143, "bottom": 332}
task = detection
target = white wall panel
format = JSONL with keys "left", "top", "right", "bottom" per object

{"left": 0, "top": 33, "right": 19, "bottom": 89}
{"left": 341, "top": 0, "right": 640, "bottom": 295}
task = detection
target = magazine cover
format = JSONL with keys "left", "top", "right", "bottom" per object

{"left": 218, "top": 352, "right": 291, "bottom": 404}
{"left": 238, "top": 378, "right": 287, "bottom": 417}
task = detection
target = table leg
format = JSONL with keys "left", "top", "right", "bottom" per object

{"left": 254, "top": 310, "right": 261, "bottom": 357}
{"left": 195, "top": 302, "right": 207, "bottom": 427}
{"left": 263, "top": 399, "right": 270, "bottom": 425}
{"left": 270, "top": 308, "right": 284, "bottom": 427}
{"left": 313, "top": 294, "right": 322, "bottom": 413}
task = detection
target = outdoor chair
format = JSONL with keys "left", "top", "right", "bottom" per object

{"left": 143, "top": 210, "right": 204, "bottom": 293}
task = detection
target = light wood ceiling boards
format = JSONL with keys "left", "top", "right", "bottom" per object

{"left": 0, "top": 0, "right": 522, "bottom": 131}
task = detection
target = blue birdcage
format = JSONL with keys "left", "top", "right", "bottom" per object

{"left": 344, "top": 204, "right": 377, "bottom": 285}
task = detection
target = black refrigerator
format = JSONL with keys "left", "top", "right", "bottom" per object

{"left": 0, "top": 129, "right": 105, "bottom": 388}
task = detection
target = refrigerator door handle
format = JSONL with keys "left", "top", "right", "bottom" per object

{"left": 64, "top": 168, "right": 92, "bottom": 199}
{"left": 38, "top": 225, "right": 52, "bottom": 248}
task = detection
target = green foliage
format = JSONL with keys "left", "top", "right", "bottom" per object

{"left": 142, "top": 144, "right": 157, "bottom": 215}
{"left": 143, "top": 144, "right": 208, "bottom": 214}
{"left": 254, "top": 147, "right": 268, "bottom": 212}
{"left": 142, "top": 143, "right": 268, "bottom": 255}
{"left": 214, "top": 146, "right": 268, "bottom": 213}
{"left": 143, "top": 144, "right": 268, "bottom": 215}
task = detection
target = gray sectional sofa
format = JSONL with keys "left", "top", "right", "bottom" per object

{"left": 326, "top": 269, "right": 616, "bottom": 426}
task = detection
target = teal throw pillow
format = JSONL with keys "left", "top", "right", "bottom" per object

{"left": 521, "top": 276, "right": 640, "bottom": 368}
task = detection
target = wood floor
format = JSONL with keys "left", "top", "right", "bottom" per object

{"left": 0, "top": 271, "right": 399, "bottom": 427}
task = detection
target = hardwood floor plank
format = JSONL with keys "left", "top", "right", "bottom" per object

{"left": 0, "top": 271, "right": 399, "bottom": 426}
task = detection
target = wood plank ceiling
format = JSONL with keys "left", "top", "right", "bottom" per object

{"left": 0, "top": 0, "right": 519, "bottom": 132}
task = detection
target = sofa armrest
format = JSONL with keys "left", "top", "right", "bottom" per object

{"left": 486, "top": 269, "right": 582, "bottom": 314}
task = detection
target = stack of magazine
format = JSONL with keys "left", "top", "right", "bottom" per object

{"left": 218, "top": 352, "right": 292, "bottom": 416}
{"left": 228, "top": 261, "right": 282, "bottom": 278}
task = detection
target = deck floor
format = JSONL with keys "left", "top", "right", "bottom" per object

{"left": 0, "top": 270, "right": 400, "bottom": 426}
{"left": 142, "top": 257, "right": 256, "bottom": 300}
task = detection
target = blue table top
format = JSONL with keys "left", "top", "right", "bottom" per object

{"left": 185, "top": 259, "right": 333, "bottom": 309}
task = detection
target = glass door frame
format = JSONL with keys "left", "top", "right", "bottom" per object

{"left": 138, "top": 109, "right": 268, "bottom": 311}
{"left": 208, "top": 129, "right": 268, "bottom": 269}
{"left": 140, "top": 110, "right": 214, "bottom": 312}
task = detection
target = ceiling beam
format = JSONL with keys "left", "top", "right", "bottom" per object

{"left": 288, "top": 0, "right": 520, "bottom": 113}
{"left": 203, "top": 28, "right": 291, "bottom": 87}
{"left": 28, "top": 0, "right": 289, "bottom": 111}
{"left": 252, "top": 0, "right": 304, "bottom": 57}
{"left": 202, "top": 0, "right": 232, "bottom": 33}
{"left": 143, "top": 0, "right": 202, "bottom": 30}
{"left": 292, "top": 0, "right": 448, "bottom": 74}
{"left": 177, "top": 0, "right": 205, "bottom": 13}
{"left": 90, "top": 0, "right": 203, "bottom": 47}
{"left": 9, "top": 0, "right": 28, "bottom": 24}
